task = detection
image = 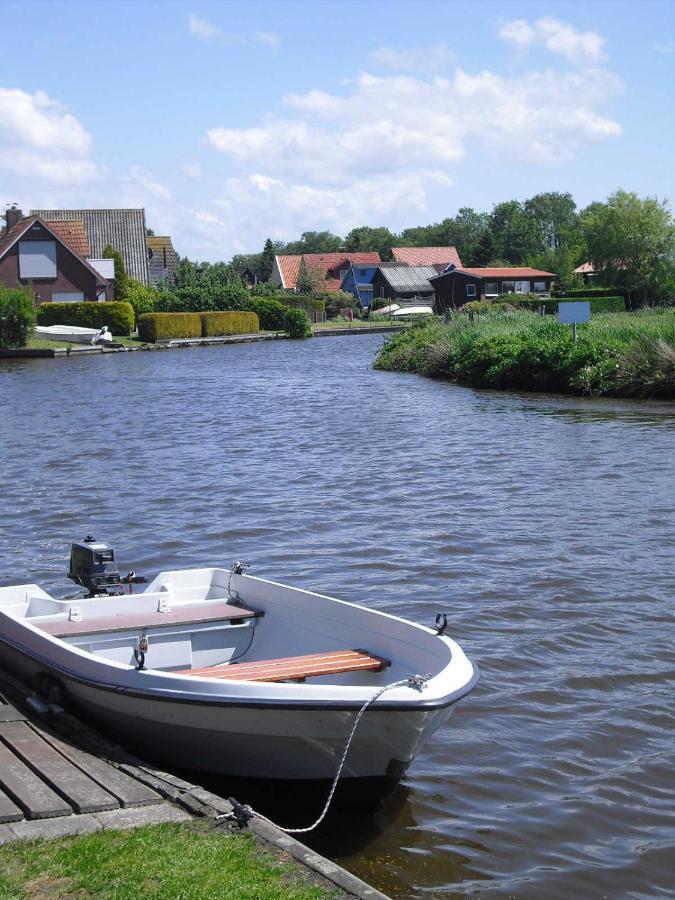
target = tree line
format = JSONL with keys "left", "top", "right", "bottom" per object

{"left": 230, "top": 189, "right": 674, "bottom": 304}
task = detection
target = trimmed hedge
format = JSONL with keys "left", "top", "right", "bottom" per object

{"left": 137, "top": 312, "right": 202, "bottom": 342}
{"left": 493, "top": 293, "right": 625, "bottom": 314}
{"left": 0, "top": 286, "right": 36, "bottom": 349}
{"left": 200, "top": 311, "right": 259, "bottom": 336}
{"left": 36, "top": 301, "right": 134, "bottom": 335}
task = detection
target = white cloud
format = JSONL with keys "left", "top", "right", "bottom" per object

{"left": 0, "top": 87, "right": 104, "bottom": 187}
{"left": 256, "top": 31, "right": 280, "bottom": 47}
{"left": 121, "top": 165, "right": 172, "bottom": 203}
{"left": 188, "top": 15, "right": 223, "bottom": 42}
{"left": 654, "top": 39, "right": 675, "bottom": 54}
{"left": 369, "top": 43, "right": 455, "bottom": 73}
{"left": 181, "top": 161, "right": 202, "bottom": 179}
{"left": 499, "top": 17, "right": 606, "bottom": 65}
{"left": 0, "top": 87, "right": 92, "bottom": 153}
{"left": 206, "top": 64, "right": 621, "bottom": 185}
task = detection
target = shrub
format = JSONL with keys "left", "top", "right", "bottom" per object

{"left": 126, "top": 280, "right": 159, "bottom": 318}
{"left": 200, "top": 311, "right": 259, "bottom": 336}
{"left": 0, "top": 285, "right": 36, "bottom": 348}
{"left": 137, "top": 312, "right": 202, "bottom": 342}
{"left": 284, "top": 308, "right": 312, "bottom": 338}
{"left": 37, "top": 301, "right": 134, "bottom": 335}
{"left": 552, "top": 287, "right": 626, "bottom": 298}
{"left": 247, "top": 298, "right": 288, "bottom": 330}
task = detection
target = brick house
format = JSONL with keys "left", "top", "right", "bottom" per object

{"left": 0, "top": 210, "right": 111, "bottom": 303}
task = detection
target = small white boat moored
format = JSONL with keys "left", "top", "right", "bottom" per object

{"left": 392, "top": 306, "right": 434, "bottom": 317}
{"left": 34, "top": 325, "right": 113, "bottom": 344}
{"left": 0, "top": 539, "right": 478, "bottom": 798}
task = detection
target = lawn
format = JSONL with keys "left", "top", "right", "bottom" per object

{"left": 374, "top": 308, "right": 675, "bottom": 397}
{"left": 0, "top": 823, "right": 334, "bottom": 899}
{"left": 26, "top": 335, "right": 144, "bottom": 350}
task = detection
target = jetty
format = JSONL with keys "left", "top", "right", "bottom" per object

{"left": 0, "top": 666, "right": 388, "bottom": 899}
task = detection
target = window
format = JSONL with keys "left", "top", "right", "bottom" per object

{"left": 18, "top": 240, "right": 57, "bottom": 279}
{"left": 52, "top": 292, "right": 84, "bottom": 303}
{"left": 501, "top": 281, "right": 515, "bottom": 294}
{"left": 466, "top": 284, "right": 476, "bottom": 298}
{"left": 533, "top": 281, "right": 547, "bottom": 293}
{"left": 485, "top": 282, "right": 498, "bottom": 297}
{"left": 514, "top": 281, "right": 530, "bottom": 294}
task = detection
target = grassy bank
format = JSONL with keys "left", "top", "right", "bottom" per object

{"left": 0, "top": 823, "right": 333, "bottom": 899}
{"left": 374, "top": 309, "right": 675, "bottom": 397}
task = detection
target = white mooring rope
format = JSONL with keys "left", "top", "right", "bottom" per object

{"left": 219, "top": 673, "right": 429, "bottom": 835}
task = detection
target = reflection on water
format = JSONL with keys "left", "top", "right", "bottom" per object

{"left": 1, "top": 337, "right": 674, "bottom": 899}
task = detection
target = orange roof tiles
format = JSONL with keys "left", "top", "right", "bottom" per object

{"left": 392, "top": 246, "right": 462, "bottom": 267}
{"left": 276, "top": 254, "right": 302, "bottom": 289}
{"left": 46, "top": 220, "right": 90, "bottom": 257}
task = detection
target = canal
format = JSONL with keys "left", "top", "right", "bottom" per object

{"left": 1, "top": 335, "right": 674, "bottom": 898}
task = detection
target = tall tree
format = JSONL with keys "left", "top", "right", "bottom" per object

{"left": 444, "top": 208, "right": 491, "bottom": 266}
{"left": 524, "top": 192, "right": 581, "bottom": 251}
{"left": 344, "top": 225, "right": 395, "bottom": 260}
{"left": 581, "top": 190, "right": 675, "bottom": 303}
{"left": 489, "top": 201, "right": 540, "bottom": 264}
{"left": 102, "top": 244, "right": 129, "bottom": 300}
{"left": 284, "top": 231, "right": 343, "bottom": 254}
{"left": 258, "top": 238, "right": 276, "bottom": 281}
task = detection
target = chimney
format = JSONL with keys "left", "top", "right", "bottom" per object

{"left": 4, "top": 205, "right": 23, "bottom": 234}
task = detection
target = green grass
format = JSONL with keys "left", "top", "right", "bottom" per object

{"left": 0, "top": 823, "right": 334, "bottom": 899}
{"left": 26, "top": 335, "right": 143, "bottom": 350}
{"left": 374, "top": 308, "right": 675, "bottom": 398}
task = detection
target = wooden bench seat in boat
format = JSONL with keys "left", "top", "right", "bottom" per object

{"left": 178, "top": 649, "right": 390, "bottom": 682}
{"left": 34, "top": 602, "right": 261, "bottom": 639}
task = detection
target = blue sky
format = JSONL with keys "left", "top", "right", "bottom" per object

{"left": 1, "top": 0, "right": 673, "bottom": 260}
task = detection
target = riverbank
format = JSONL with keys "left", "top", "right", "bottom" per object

{"left": 0, "top": 823, "right": 335, "bottom": 899}
{"left": 374, "top": 308, "right": 675, "bottom": 397}
{"left": 0, "top": 322, "right": 405, "bottom": 359}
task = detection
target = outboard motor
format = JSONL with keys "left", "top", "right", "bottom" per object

{"left": 68, "top": 536, "right": 124, "bottom": 596}
{"left": 68, "top": 536, "right": 148, "bottom": 597}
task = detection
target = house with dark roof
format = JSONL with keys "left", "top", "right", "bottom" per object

{"left": 147, "top": 235, "right": 179, "bottom": 285}
{"left": 32, "top": 208, "right": 150, "bottom": 284}
{"left": 372, "top": 264, "right": 438, "bottom": 303}
{"left": 430, "top": 265, "right": 556, "bottom": 311}
{"left": 391, "top": 246, "right": 463, "bottom": 268}
{"left": 272, "top": 252, "right": 381, "bottom": 292}
{"left": 0, "top": 209, "right": 112, "bottom": 303}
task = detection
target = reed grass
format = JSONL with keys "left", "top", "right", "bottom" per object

{"left": 374, "top": 309, "right": 675, "bottom": 397}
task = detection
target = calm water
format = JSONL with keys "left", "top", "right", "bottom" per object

{"left": 1, "top": 336, "right": 674, "bottom": 899}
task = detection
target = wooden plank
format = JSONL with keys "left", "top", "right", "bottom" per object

{"left": 0, "top": 786, "right": 23, "bottom": 823}
{"left": 0, "top": 703, "right": 26, "bottom": 723}
{"left": 180, "top": 649, "right": 388, "bottom": 682}
{"left": 0, "top": 722, "right": 118, "bottom": 814}
{"left": 36, "top": 601, "right": 258, "bottom": 638}
{"left": 0, "top": 738, "right": 72, "bottom": 819}
{"left": 35, "top": 727, "right": 162, "bottom": 809}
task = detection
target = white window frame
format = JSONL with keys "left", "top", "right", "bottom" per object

{"left": 484, "top": 282, "right": 498, "bottom": 297}
{"left": 52, "top": 292, "right": 85, "bottom": 303}
{"left": 501, "top": 281, "right": 515, "bottom": 294}
{"left": 466, "top": 284, "right": 477, "bottom": 298}
{"left": 533, "top": 281, "right": 547, "bottom": 293}
{"left": 514, "top": 280, "right": 530, "bottom": 294}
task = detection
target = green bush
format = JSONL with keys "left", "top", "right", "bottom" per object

{"left": 200, "top": 311, "right": 259, "bottom": 336}
{"left": 137, "top": 312, "right": 202, "bottom": 342}
{"left": 375, "top": 308, "right": 675, "bottom": 398}
{"left": 37, "top": 301, "right": 134, "bottom": 335}
{"left": 281, "top": 295, "right": 326, "bottom": 313}
{"left": 0, "top": 285, "right": 36, "bottom": 348}
{"left": 284, "top": 308, "right": 312, "bottom": 338}
{"left": 126, "top": 280, "right": 158, "bottom": 318}
{"left": 247, "top": 298, "right": 288, "bottom": 330}
{"left": 553, "top": 287, "right": 625, "bottom": 298}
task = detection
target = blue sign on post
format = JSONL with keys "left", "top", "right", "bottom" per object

{"left": 558, "top": 301, "right": 591, "bottom": 342}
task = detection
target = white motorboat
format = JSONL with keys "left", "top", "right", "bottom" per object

{"left": 0, "top": 539, "right": 478, "bottom": 796}
{"left": 392, "top": 306, "right": 434, "bottom": 317}
{"left": 34, "top": 325, "right": 113, "bottom": 344}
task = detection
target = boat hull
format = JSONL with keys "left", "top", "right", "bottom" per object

{"left": 0, "top": 638, "right": 452, "bottom": 783}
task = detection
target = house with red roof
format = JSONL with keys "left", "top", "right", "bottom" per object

{"left": 391, "top": 246, "right": 463, "bottom": 268}
{"left": 0, "top": 207, "right": 112, "bottom": 304}
{"left": 430, "top": 265, "right": 556, "bottom": 311}
{"left": 272, "top": 252, "right": 381, "bottom": 292}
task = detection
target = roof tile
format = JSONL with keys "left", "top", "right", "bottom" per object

{"left": 391, "top": 246, "right": 463, "bottom": 267}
